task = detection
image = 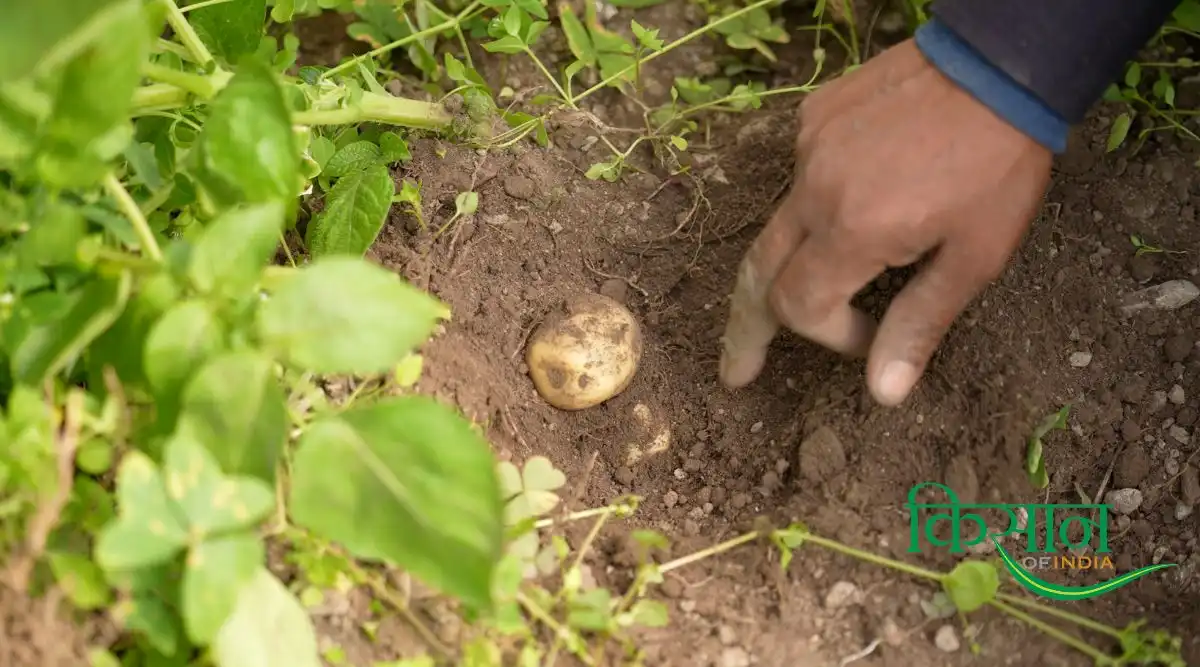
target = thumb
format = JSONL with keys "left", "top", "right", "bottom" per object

{"left": 866, "top": 245, "right": 994, "bottom": 406}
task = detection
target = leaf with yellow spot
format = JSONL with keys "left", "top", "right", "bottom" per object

{"left": 182, "top": 533, "right": 263, "bottom": 645}
{"left": 164, "top": 432, "right": 274, "bottom": 536}
{"left": 95, "top": 452, "right": 188, "bottom": 572}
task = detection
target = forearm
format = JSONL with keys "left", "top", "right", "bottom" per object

{"left": 914, "top": 0, "right": 1181, "bottom": 152}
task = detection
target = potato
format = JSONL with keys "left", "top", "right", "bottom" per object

{"left": 526, "top": 292, "right": 642, "bottom": 410}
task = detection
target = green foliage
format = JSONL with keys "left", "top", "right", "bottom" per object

{"left": 942, "top": 560, "right": 999, "bottom": 613}
{"left": 1025, "top": 404, "right": 1069, "bottom": 490}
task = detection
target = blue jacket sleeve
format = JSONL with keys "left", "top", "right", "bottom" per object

{"left": 914, "top": 0, "right": 1180, "bottom": 153}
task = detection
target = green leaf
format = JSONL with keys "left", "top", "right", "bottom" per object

{"left": 379, "top": 132, "right": 411, "bottom": 163}
{"left": 144, "top": 300, "right": 225, "bottom": 408}
{"left": 514, "top": 0, "right": 547, "bottom": 19}
{"left": 1107, "top": 112, "right": 1132, "bottom": 152}
{"left": 76, "top": 438, "right": 115, "bottom": 475}
{"left": 455, "top": 191, "right": 479, "bottom": 216}
{"left": 34, "top": 0, "right": 153, "bottom": 189}
{"left": 289, "top": 396, "right": 504, "bottom": 609}
{"left": 194, "top": 59, "right": 300, "bottom": 208}
{"left": 502, "top": 4, "right": 524, "bottom": 37}
{"left": 256, "top": 257, "right": 448, "bottom": 375}
{"left": 943, "top": 560, "right": 999, "bottom": 613}
{"left": 393, "top": 353, "right": 423, "bottom": 388}
{"left": 308, "top": 135, "right": 336, "bottom": 168}
{"left": 558, "top": 4, "right": 595, "bottom": 66}
{"left": 1172, "top": 0, "right": 1200, "bottom": 31}
{"left": 11, "top": 271, "right": 132, "bottom": 384}
{"left": 483, "top": 35, "right": 527, "bottom": 54}
{"left": 305, "top": 163, "right": 393, "bottom": 257}
{"left": 119, "top": 595, "right": 183, "bottom": 656}
{"left": 188, "top": 0, "right": 269, "bottom": 64}
{"left": 175, "top": 351, "right": 288, "bottom": 483}
{"left": 163, "top": 432, "right": 274, "bottom": 535}
{"left": 1124, "top": 62, "right": 1142, "bottom": 88}
{"left": 189, "top": 201, "right": 285, "bottom": 297}
{"left": 631, "top": 20, "right": 664, "bottom": 51}
{"left": 271, "top": 0, "right": 296, "bottom": 22}
{"left": 95, "top": 452, "right": 189, "bottom": 572}
{"left": 212, "top": 569, "right": 321, "bottom": 667}
{"left": 49, "top": 552, "right": 112, "bottom": 610}
{"left": 0, "top": 0, "right": 142, "bottom": 82}
{"left": 625, "top": 599, "right": 668, "bottom": 627}
{"left": 16, "top": 201, "right": 87, "bottom": 267}
{"left": 182, "top": 534, "right": 264, "bottom": 644}
{"left": 324, "top": 140, "right": 383, "bottom": 179}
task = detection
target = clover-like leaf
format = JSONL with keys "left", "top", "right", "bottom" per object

{"left": 163, "top": 432, "right": 275, "bottom": 536}
{"left": 182, "top": 534, "right": 264, "bottom": 644}
{"left": 211, "top": 568, "right": 321, "bottom": 667}
{"left": 501, "top": 456, "right": 565, "bottom": 524}
{"left": 95, "top": 452, "right": 189, "bottom": 572}
{"left": 943, "top": 560, "right": 999, "bottom": 613}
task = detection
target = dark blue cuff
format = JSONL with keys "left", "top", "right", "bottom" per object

{"left": 915, "top": 18, "right": 1069, "bottom": 154}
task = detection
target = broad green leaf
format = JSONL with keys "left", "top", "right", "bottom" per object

{"left": 87, "top": 271, "right": 179, "bottom": 391}
{"left": 188, "top": 201, "right": 286, "bottom": 296}
{"left": 16, "top": 200, "right": 87, "bottom": 267}
{"left": 1124, "top": 62, "right": 1142, "bottom": 89}
{"left": 95, "top": 452, "right": 189, "bottom": 571}
{"left": 502, "top": 4, "right": 523, "bottom": 37}
{"left": 212, "top": 569, "right": 321, "bottom": 667}
{"left": 118, "top": 595, "right": 182, "bottom": 656}
{"left": 182, "top": 534, "right": 264, "bottom": 644}
{"left": 323, "top": 140, "right": 382, "bottom": 179}
{"left": 76, "top": 438, "right": 115, "bottom": 475}
{"left": 194, "top": 60, "right": 300, "bottom": 208}
{"left": 256, "top": 257, "right": 448, "bottom": 375}
{"left": 1107, "top": 112, "right": 1132, "bottom": 152}
{"left": 35, "top": 0, "right": 154, "bottom": 189}
{"left": 558, "top": 4, "right": 595, "bottom": 65}
{"left": 624, "top": 599, "right": 668, "bottom": 627}
{"left": 144, "top": 300, "right": 225, "bottom": 405}
{"left": 308, "top": 135, "right": 336, "bottom": 169}
{"left": 305, "top": 163, "right": 393, "bottom": 257}
{"left": 49, "top": 552, "right": 112, "bottom": 609}
{"left": 163, "top": 433, "right": 274, "bottom": 535}
{"left": 271, "top": 0, "right": 296, "bottom": 22}
{"left": 514, "top": 0, "right": 548, "bottom": 19}
{"left": 0, "top": 0, "right": 141, "bottom": 82}
{"left": 379, "top": 132, "right": 411, "bottom": 163}
{"left": 1172, "top": 0, "right": 1200, "bottom": 31}
{"left": 943, "top": 560, "right": 999, "bottom": 613}
{"left": 188, "top": 0, "right": 269, "bottom": 63}
{"left": 11, "top": 271, "right": 131, "bottom": 384}
{"left": 175, "top": 351, "right": 287, "bottom": 483}
{"left": 289, "top": 396, "right": 504, "bottom": 609}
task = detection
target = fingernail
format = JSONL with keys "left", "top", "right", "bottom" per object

{"left": 875, "top": 361, "right": 917, "bottom": 406}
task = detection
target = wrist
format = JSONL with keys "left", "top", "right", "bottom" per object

{"left": 914, "top": 17, "right": 1069, "bottom": 154}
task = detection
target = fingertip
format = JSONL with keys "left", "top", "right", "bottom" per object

{"left": 719, "top": 345, "right": 768, "bottom": 389}
{"left": 869, "top": 359, "right": 919, "bottom": 407}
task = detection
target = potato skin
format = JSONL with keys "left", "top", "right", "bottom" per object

{"left": 526, "top": 293, "right": 642, "bottom": 410}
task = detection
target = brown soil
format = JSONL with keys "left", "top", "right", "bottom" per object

{"left": 341, "top": 8, "right": 1200, "bottom": 665}
{"left": 0, "top": 584, "right": 95, "bottom": 667}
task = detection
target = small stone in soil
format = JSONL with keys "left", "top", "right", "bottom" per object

{"left": 935, "top": 625, "right": 961, "bottom": 652}
{"left": 1175, "top": 503, "right": 1193, "bottom": 521}
{"left": 1115, "top": 445, "right": 1151, "bottom": 487}
{"left": 664, "top": 490, "right": 679, "bottom": 508}
{"left": 1168, "top": 425, "right": 1190, "bottom": 445}
{"left": 823, "top": 581, "right": 862, "bottom": 610}
{"left": 1181, "top": 466, "right": 1200, "bottom": 504}
{"left": 1169, "top": 384, "right": 1186, "bottom": 405}
{"left": 1164, "top": 334, "right": 1195, "bottom": 362}
{"left": 798, "top": 425, "right": 848, "bottom": 486}
{"left": 1119, "top": 280, "right": 1200, "bottom": 315}
{"left": 1069, "top": 351, "right": 1093, "bottom": 367}
{"left": 1105, "top": 488, "right": 1144, "bottom": 515}
{"left": 720, "top": 647, "right": 751, "bottom": 667}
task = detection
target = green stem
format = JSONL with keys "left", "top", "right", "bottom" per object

{"left": 571, "top": 0, "right": 782, "bottom": 104}
{"left": 989, "top": 599, "right": 1114, "bottom": 665}
{"left": 802, "top": 533, "right": 946, "bottom": 582}
{"left": 130, "top": 83, "right": 191, "bottom": 113}
{"left": 659, "top": 531, "right": 759, "bottom": 573}
{"left": 322, "top": 0, "right": 483, "bottom": 80}
{"left": 179, "top": 0, "right": 233, "bottom": 11}
{"left": 293, "top": 91, "right": 452, "bottom": 129}
{"left": 142, "top": 62, "right": 217, "bottom": 98}
{"left": 154, "top": 38, "right": 195, "bottom": 61}
{"left": 995, "top": 592, "right": 1122, "bottom": 639}
{"left": 160, "top": 0, "right": 215, "bottom": 67}
{"left": 102, "top": 173, "right": 164, "bottom": 262}
{"left": 523, "top": 47, "right": 572, "bottom": 104}
{"left": 673, "top": 85, "right": 814, "bottom": 121}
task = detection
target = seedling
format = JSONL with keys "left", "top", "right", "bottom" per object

{"left": 1026, "top": 404, "right": 1070, "bottom": 490}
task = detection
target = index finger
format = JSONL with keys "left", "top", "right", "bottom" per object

{"left": 719, "top": 189, "right": 808, "bottom": 389}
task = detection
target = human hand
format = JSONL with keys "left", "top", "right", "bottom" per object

{"left": 718, "top": 39, "right": 1053, "bottom": 406}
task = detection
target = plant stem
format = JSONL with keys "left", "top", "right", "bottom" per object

{"left": 131, "top": 84, "right": 192, "bottom": 113}
{"left": 293, "top": 91, "right": 452, "bottom": 129}
{"left": 572, "top": 0, "right": 781, "bottom": 104}
{"left": 160, "top": 0, "right": 215, "bottom": 67}
{"left": 102, "top": 173, "right": 163, "bottom": 262}
{"left": 179, "top": 0, "right": 234, "bottom": 11}
{"left": 989, "top": 599, "right": 1114, "bottom": 665}
{"left": 351, "top": 563, "right": 454, "bottom": 659}
{"left": 802, "top": 533, "right": 946, "bottom": 582}
{"left": 995, "top": 592, "right": 1122, "bottom": 639}
{"left": 322, "top": 0, "right": 483, "bottom": 80}
{"left": 154, "top": 38, "right": 195, "bottom": 61}
{"left": 142, "top": 62, "right": 218, "bottom": 98}
{"left": 523, "top": 48, "right": 572, "bottom": 104}
{"left": 659, "top": 531, "right": 760, "bottom": 573}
